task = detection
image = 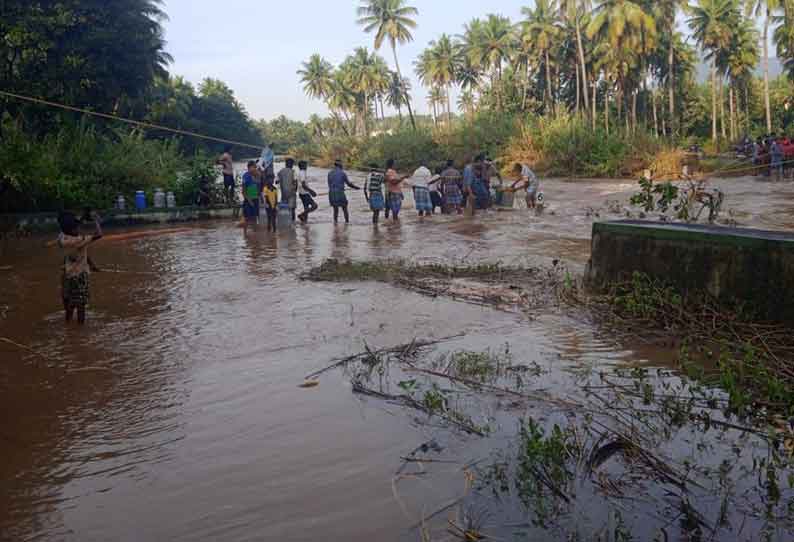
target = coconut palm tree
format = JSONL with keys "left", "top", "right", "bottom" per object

{"left": 457, "top": 89, "right": 476, "bottom": 117}
{"left": 688, "top": 0, "right": 738, "bottom": 142}
{"left": 559, "top": 0, "right": 592, "bottom": 114}
{"left": 342, "top": 47, "right": 383, "bottom": 136}
{"left": 462, "top": 15, "right": 514, "bottom": 110}
{"left": 386, "top": 72, "right": 411, "bottom": 122}
{"left": 587, "top": 0, "right": 656, "bottom": 131}
{"left": 356, "top": 0, "right": 419, "bottom": 130}
{"left": 746, "top": 0, "right": 784, "bottom": 133}
{"left": 723, "top": 20, "right": 760, "bottom": 139}
{"left": 653, "top": 0, "right": 687, "bottom": 137}
{"left": 521, "top": 0, "right": 562, "bottom": 115}
{"left": 415, "top": 34, "right": 460, "bottom": 126}
{"left": 297, "top": 54, "right": 335, "bottom": 101}
{"left": 427, "top": 86, "right": 445, "bottom": 125}
{"left": 773, "top": 2, "right": 794, "bottom": 81}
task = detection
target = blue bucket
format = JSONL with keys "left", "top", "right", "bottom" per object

{"left": 135, "top": 191, "right": 146, "bottom": 211}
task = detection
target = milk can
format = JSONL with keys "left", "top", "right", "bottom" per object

{"left": 154, "top": 188, "right": 166, "bottom": 209}
{"left": 116, "top": 195, "right": 126, "bottom": 211}
{"left": 166, "top": 192, "right": 176, "bottom": 208}
{"left": 135, "top": 191, "right": 146, "bottom": 211}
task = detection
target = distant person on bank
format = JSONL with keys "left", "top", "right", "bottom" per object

{"left": 277, "top": 158, "right": 299, "bottom": 222}
{"left": 217, "top": 147, "right": 235, "bottom": 205}
{"left": 327, "top": 160, "right": 361, "bottom": 224}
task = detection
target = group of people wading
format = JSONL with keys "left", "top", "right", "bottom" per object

{"left": 231, "top": 149, "right": 542, "bottom": 231}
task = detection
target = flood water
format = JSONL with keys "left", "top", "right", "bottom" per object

{"left": 2, "top": 173, "right": 794, "bottom": 541}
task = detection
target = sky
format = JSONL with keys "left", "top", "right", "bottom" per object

{"left": 162, "top": 1, "right": 781, "bottom": 123}
{"left": 162, "top": 0, "right": 527, "bottom": 122}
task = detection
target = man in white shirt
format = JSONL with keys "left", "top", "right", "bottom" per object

{"left": 410, "top": 162, "right": 433, "bottom": 217}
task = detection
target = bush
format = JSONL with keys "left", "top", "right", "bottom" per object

{"left": 0, "top": 118, "right": 197, "bottom": 212}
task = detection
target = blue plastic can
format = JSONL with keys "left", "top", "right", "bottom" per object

{"left": 135, "top": 190, "right": 146, "bottom": 210}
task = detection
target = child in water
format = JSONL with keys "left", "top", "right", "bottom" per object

{"left": 57, "top": 209, "right": 103, "bottom": 325}
{"left": 262, "top": 174, "right": 279, "bottom": 232}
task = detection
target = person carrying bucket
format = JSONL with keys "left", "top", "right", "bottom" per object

{"left": 511, "top": 163, "right": 541, "bottom": 210}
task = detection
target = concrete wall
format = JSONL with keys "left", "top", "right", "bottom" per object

{"left": 586, "top": 220, "right": 794, "bottom": 322}
{"left": 0, "top": 206, "right": 236, "bottom": 234}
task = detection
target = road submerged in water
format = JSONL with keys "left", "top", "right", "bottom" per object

{"left": 2, "top": 174, "right": 794, "bottom": 541}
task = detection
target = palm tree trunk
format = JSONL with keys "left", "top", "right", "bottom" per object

{"left": 575, "top": 62, "right": 581, "bottom": 116}
{"left": 652, "top": 90, "right": 659, "bottom": 137}
{"left": 631, "top": 90, "right": 637, "bottom": 135}
{"left": 668, "top": 26, "right": 676, "bottom": 138}
{"left": 446, "top": 84, "right": 452, "bottom": 128}
{"left": 392, "top": 44, "right": 416, "bottom": 131}
{"left": 605, "top": 90, "right": 609, "bottom": 136}
{"left": 763, "top": 11, "right": 772, "bottom": 133}
{"left": 522, "top": 64, "right": 530, "bottom": 111}
{"left": 719, "top": 77, "right": 726, "bottom": 140}
{"left": 711, "top": 63, "right": 717, "bottom": 143}
{"left": 729, "top": 85, "right": 736, "bottom": 141}
{"left": 545, "top": 50, "right": 553, "bottom": 115}
{"left": 576, "top": 18, "right": 589, "bottom": 112}
{"left": 592, "top": 77, "right": 597, "bottom": 131}
{"left": 364, "top": 91, "right": 369, "bottom": 137}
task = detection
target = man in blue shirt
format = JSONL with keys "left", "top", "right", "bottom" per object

{"left": 241, "top": 161, "right": 261, "bottom": 234}
{"left": 327, "top": 160, "right": 361, "bottom": 224}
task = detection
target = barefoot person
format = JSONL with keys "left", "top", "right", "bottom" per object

{"left": 241, "top": 161, "right": 261, "bottom": 234}
{"left": 440, "top": 160, "right": 463, "bottom": 214}
{"left": 410, "top": 162, "right": 433, "bottom": 217}
{"left": 297, "top": 160, "right": 318, "bottom": 223}
{"left": 277, "top": 158, "right": 299, "bottom": 222}
{"left": 261, "top": 174, "right": 279, "bottom": 232}
{"left": 385, "top": 159, "right": 409, "bottom": 222}
{"left": 364, "top": 164, "right": 386, "bottom": 225}
{"left": 217, "top": 146, "right": 235, "bottom": 205}
{"left": 327, "top": 160, "right": 361, "bottom": 224}
{"left": 57, "top": 210, "right": 103, "bottom": 325}
{"left": 511, "top": 163, "right": 541, "bottom": 209}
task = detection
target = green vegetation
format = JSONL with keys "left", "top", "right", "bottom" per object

{"left": 0, "top": 1, "right": 262, "bottom": 213}
{"left": 0, "top": 119, "right": 216, "bottom": 212}
{"left": 604, "top": 272, "right": 794, "bottom": 418}
{"left": 291, "top": 0, "right": 794, "bottom": 176}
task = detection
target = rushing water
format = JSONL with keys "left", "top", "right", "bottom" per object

{"left": 2, "top": 174, "right": 794, "bottom": 541}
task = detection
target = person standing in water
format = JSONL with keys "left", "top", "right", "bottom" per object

{"left": 57, "top": 210, "right": 103, "bottom": 325}
{"left": 277, "top": 158, "right": 299, "bottom": 222}
{"left": 297, "top": 160, "right": 318, "bottom": 223}
{"left": 511, "top": 163, "right": 541, "bottom": 209}
{"left": 385, "top": 159, "right": 409, "bottom": 222}
{"left": 241, "top": 161, "right": 261, "bottom": 234}
{"left": 327, "top": 160, "right": 361, "bottom": 224}
{"left": 429, "top": 167, "right": 444, "bottom": 214}
{"left": 217, "top": 146, "right": 235, "bottom": 205}
{"left": 409, "top": 162, "right": 433, "bottom": 218}
{"left": 440, "top": 160, "right": 463, "bottom": 214}
{"left": 364, "top": 164, "right": 386, "bottom": 225}
{"left": 261, "top": 174, "right": 279, "bottom": 232}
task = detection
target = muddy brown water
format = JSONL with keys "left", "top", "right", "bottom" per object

{"left": 2, "top": 175, "right": 794, "bottom": 541}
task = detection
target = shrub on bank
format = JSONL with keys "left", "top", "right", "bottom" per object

{"left": 0, "top": 119, "right": 214, "bottom": 213}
